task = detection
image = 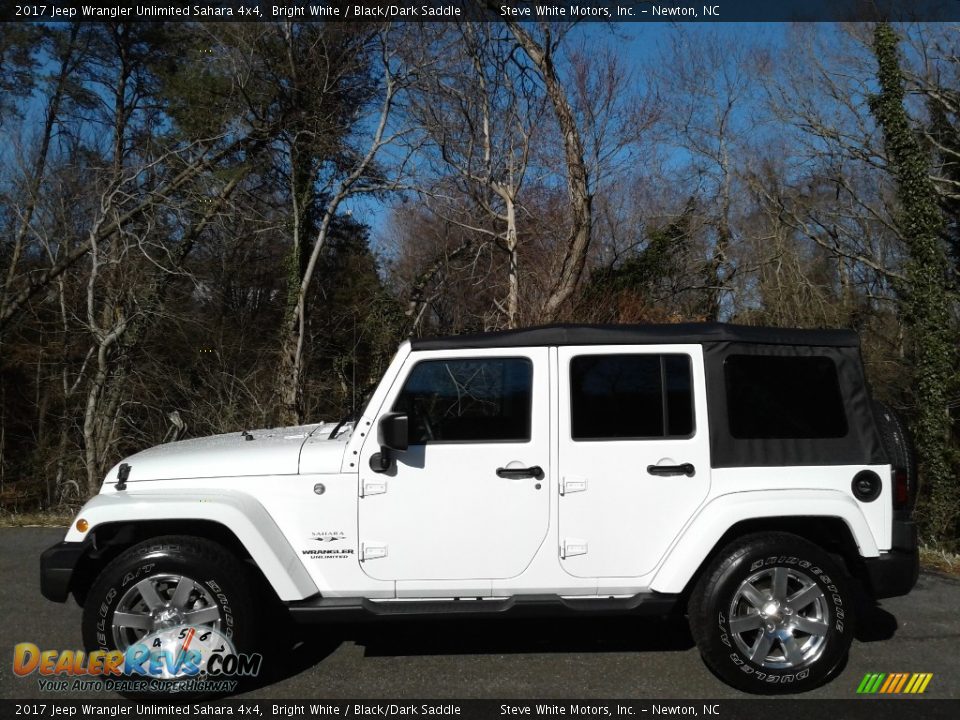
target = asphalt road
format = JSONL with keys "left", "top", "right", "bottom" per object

{"left": 2, "top": 527, "right": 958, "bottom": 701}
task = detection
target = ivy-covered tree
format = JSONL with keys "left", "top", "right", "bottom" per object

{"left": 869, "top": 22, "right": 958, "bottom": 544}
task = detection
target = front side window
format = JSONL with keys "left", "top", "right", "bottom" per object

{"left": 570, "top": 354, "right": 694, "bottom": 440}
{"left": 392, "top": 358, "right": 532, "bottom": 444}
{"left": 724, "top": 354, "right": 847, "bottom": 439}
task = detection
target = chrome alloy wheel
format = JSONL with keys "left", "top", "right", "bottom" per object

{"left": 112, "top": 573, "right": 222, "bottom": 651}
{"left": 728, "top": 566, "right": 830, "bottom": 670}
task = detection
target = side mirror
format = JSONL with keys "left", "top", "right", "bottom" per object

{"left": 378, "top": 412, "right": 409, "bottom": 452}
{"left": 370, "top": 413, "right": 408, "bottom": 474}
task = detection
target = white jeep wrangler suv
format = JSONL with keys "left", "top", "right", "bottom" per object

{"left": 41, "top": 323, "right": 919, "bottom": 694}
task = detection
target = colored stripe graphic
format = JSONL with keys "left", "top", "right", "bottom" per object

{"left": 857, "top": 673, "right": 882, "bottom": 693}
{"left": 857, "top": 673, "right": 932, "bottom": 694}
{"left": 893, "top": 673, "right": 909, "bottom": 693}
{"left": 879, "top": 674, "right": 895, "bottom": 693}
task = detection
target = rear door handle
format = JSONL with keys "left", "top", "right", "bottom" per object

{"left": 646, "top": 463, "right": 696, "bottom": 477}
{"left": 496, "top": 466, "right": 544, "bottom": 479}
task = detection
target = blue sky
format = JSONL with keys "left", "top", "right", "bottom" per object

{"left": 357, "top": 22, "right": 792, "bottom": 259}
{"left": 2, "top": 21, "right": 803, "bottom": 265}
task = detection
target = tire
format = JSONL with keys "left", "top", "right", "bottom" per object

{"left": 688, "top": 532, "right": 855, "bottom": 694}
{"left": 81, "top": 535, "right": 256, "bottom": 695}
{"left": 872, "top": 400, "right": 918, "bottom": 508}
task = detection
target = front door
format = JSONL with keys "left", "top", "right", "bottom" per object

{"left": 557, "top": 345, "right": 711, "bottom": 578}
{"left": 357, "top": 348, "right": 550, "bottom": 582}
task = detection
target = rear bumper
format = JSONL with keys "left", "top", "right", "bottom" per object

{"left": 862, "top": 521, "right": 919, "bottom": 599}
{"left": 40, "top": 540, "right": 87, "bottom": 603}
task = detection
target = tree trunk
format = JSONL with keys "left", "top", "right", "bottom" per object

{"left": 501, "top": 22, "right": 592, "bottom": 323}
{"left": 704, "top": 214, "right": 731, "bottom": 322}
{"left": 82, "top": 347, "right": 116, "bottom": 497}
{"left": 505, "top": 197, "right": 519, "bottom": 329}
{"left": 869, "top": 22, "right": 958, "bottom": 543}
{"left": 275, "top": 44, "right": 397, "bottom": 425}
{"left": 705, "top": 145, "right": 734, "bottom": 321}
{"left": 277, "top": 292, "right": 307, "bottom": 426}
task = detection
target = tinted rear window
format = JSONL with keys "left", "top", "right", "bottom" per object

{"left": 570, "top": 354, "right": 694, "bottom": 440}
{"left": 724, "top": 355, "right": 847, "bottom": 439}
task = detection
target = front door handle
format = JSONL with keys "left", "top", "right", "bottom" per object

{"left": 647, "top": 463, "right": 696, "bottom": 477}
{"left": 496, "top": 466, "right": 544, "bottom": 479}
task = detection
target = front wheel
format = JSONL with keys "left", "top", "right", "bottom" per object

{"left": 81, "top": 535, "right": 257, "bottom": 695}
{"left": 688, "top": 532, "right": 855, "bottom": 694}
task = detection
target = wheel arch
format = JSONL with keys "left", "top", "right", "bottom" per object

{"left": 650, "top": 490, "right": 878, "bottom": 596}
{"left": 65, "top": 491, "right": 318, "bottom": 605}
{"left": 680, "top": 517, "right": 864, "bottom": 600}
{"left": 70, "top": 520, "right": 251, "bottom": 605}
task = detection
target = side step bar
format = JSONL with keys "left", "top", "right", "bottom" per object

{"left": 285, "top": 592, "right": 680, "bottom": 624}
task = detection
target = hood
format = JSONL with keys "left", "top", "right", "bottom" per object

{"left": 104, "top": 422, "right": 349, "bottom": 484}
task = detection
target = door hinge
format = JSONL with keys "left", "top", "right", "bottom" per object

{"left": 361, "top": 479, "right": 387, "bottom": 497}
{"left": 561, "top": 538, "right": 588, "bottom": 559}
{"left": 560, "top": 476, "right": 587, "bottom": 495}
{"left": 361, "top": 543, "right": 388, "bottom": 561}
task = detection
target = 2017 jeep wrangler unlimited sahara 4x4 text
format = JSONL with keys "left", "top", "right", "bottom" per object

{"left": 41, "top": 323, "right": 919, "bottom": 694}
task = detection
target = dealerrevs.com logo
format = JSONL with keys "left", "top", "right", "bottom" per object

{"left": 13, "top": 625, "right": 261, "bottom": 693}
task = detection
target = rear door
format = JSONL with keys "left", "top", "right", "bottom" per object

{"left": 557, "top": 345, "right": 711, "bottom": 578}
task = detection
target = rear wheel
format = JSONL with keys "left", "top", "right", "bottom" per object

{"left": 688, "top": 532, "right": 855, "bottom": 694}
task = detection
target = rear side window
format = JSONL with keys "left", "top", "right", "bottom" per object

{"left": 570, "top": 354, "right": 694, "bottom": 440}
{"left": 724, "top": 355, "right": 847, "bottom": 439}
{"left": 392, "top": 358, "right": 532, "bottom": 444}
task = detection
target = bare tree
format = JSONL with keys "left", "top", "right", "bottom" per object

{"left": 406, "top": 23, "right": 546, "bottom": 329}
{"left": 498, "top": 21, "right": 594, "bottom": 322}
{"left": 276, "top": 27, "right": 417, "bottom": 425}
{"left": 651, "top": 28, "right": 766, "bottom": 320}
{"left": 0, "top": 25, "right": 82, "bottom": 333}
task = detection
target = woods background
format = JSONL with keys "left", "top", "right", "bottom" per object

{"left": 0, "top": 20, "right": 958, "bottom": 547}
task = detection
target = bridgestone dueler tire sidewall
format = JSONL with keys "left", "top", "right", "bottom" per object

{"left": 690, "top": 533, "right": 855, "bottom": 695}
{"left": 81, "top": 536, "right": 254, "bottom": 671}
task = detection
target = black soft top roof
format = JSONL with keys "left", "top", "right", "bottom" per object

{"left": 410, "top": 322, "right": 860, "bottom": 351}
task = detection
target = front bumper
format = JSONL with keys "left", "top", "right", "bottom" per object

{"left": 862, "top": 520, "right": 919, "bottom": 599}
{"left": 40, "top": 540, "right": 87, "bottom": 603}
